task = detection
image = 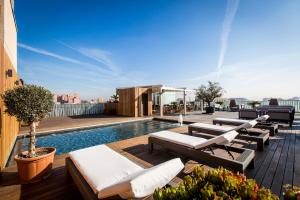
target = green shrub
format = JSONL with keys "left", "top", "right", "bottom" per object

{"left": 154, "top": 166, "right": 279, "bottom": 200}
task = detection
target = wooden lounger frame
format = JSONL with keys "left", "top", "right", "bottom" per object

{"left": 148, "top": 136, "right": 255, "bottom": 173}
{"left": 212, "top": 119, "right": 278, "bottom": 136}
{"left": 188, "top": 126, "right": 269, "bottom": 151}
{"left": 65, "top": 157, "right": 122, "bottom": 200}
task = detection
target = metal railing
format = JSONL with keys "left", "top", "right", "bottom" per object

{"left": 48, "top": 103, "right": 105, "bottom": 117}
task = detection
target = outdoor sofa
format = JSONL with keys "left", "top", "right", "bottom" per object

{"left": 66, "top": 144, "right": 184, "bottom": 200}
{"left": 259, "top": 106, "right": 295, "bottom": 127}
{"left": 239, "top": 106, "right": 295, "bottom": 127}
{"left": 148, "top": 130, "right": 255, "bottom": 173}
{"left": 238, "top": 108, "right": 258, "bottom": 119}
{"left": 188, "top": 118, "right": 269, "bottom": 151}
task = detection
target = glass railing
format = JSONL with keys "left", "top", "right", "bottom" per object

{"left": 222, "top": 100, "right": 300, "bottom": 112}
{"left": 261, "top": 100, "right": 300, "bottom": 112}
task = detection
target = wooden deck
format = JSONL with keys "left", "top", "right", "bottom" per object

{"left": 1, "top": 112, "right": 299, "bottom": 199}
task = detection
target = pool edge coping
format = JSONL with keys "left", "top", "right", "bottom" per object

{"left": 18, "top": 117, "right": 154, "bottom": 138}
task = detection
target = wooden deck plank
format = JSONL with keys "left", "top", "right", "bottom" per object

{"left": 245, "top": 136, "right": 277, "bottom": 178}
{"left": 260, "top": 132, "right": 286, "bottom": 188}
{"left": 270, "top": 132, "right": 291, "bottom": 196}
{"left": 282, "top": 131, "right": 296, "bottom": 192}
{"left": 293, "top": 132, "right": 300, "bottom": 186}
{"left": 253, "top": 135, "right": 281, "bottom": 185}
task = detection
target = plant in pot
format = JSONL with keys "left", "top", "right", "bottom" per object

{"left": 214, "top": 100, "right": 224, "bottom": 111}
{"left": 2, "top": 84, "right": 55, "bottom": 183}
{"left": 196, "top": 81, "right": 224, "bottom": 114}
{"left": 248, "top": 100, "right": 261, "bottom": 109}
{"left": 110, "top": 94, "right": 119, "bottom": 103}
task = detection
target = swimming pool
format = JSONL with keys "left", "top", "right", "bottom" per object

{"left": 8, "top": 120, "right": 178, "bottom": 166}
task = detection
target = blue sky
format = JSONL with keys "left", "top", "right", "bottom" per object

{"left": 16, "top": 0, "right": 300, "bottom": 100}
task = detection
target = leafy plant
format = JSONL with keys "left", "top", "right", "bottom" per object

{"left": 154, "top": 166, "right": 279, "bottom": 200}
{"left": 110, "top": 94, "right": 119, "bottom": 103}
{"left": 283, "top": 184, "right": 300, "bottom": 200}
{"left": 248, "top": 100, "right": 261, "bottom": 108}
{"left": 2, "top": 84, "right": 54, "bottom": 157}
{"left": 215, "top": 100, "right": 224, "bottom": 106}
{"left": 196, "top": 81, "right": 224, "bottom": 108}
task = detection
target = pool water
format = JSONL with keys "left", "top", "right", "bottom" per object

{"left": 10, "top": 120, "right": 178, "bottom": 160}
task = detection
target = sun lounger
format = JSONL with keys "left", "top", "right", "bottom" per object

{"left": 66, "top": 144, "right": 184, "bottom": 199}
{"left": 148, "top": 130, "right": 255, "bottom": 173}
{"left": 213, "top": 115, "right": 278, "bottom": 136}
{"left": 188, "top": 120, "right": 269, "bottom": 151}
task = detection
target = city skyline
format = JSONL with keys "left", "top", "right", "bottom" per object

{"left": 16, "top": 0, "right": 300, "bottom": 100}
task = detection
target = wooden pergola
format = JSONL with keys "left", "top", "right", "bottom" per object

{"left": 116, "top": 85, "right": 195, "bottom": 117}
{"left": 149, "top": 85, "right": 195, "bottom": 117}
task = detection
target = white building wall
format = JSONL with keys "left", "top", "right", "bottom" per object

{"left": 1, "top": 0, "right": 17, "bottom": 71}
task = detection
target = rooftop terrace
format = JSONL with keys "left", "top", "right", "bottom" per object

{"left": 1, "top": 112, "right": 299, "bottom": 199}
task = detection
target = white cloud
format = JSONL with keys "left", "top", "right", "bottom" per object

{"left": 56, "top": 40, "right": 120, "bottom": 74}
{"left": 78, "top": 48, "right": 120, "bottom": 73}
{"left": 18, "top": 43, "right": 113, "bottom": 76}
{"left": 18, "top": 43, "right": 84, "bottom": 65}
{"left": 18, "top": 48, "right": 142, "bottom": 99}
{"left": 216, "top": 0, "right": 239, "bottom": 78}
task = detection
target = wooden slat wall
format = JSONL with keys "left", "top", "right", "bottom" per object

{"left": 104, "top": 102, "right": 118, "bottom": 114}
{"left": 117, "top": 87, "right": 153, "bottom": 117}
{"left": 0, "top": 43, "right": 20, "bottom": 170}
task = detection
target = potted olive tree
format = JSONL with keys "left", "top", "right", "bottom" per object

{"left": 196, "top": 81, "right": 224, "bottom": 114}
{"left": 3, "top": 84, "right": 55, "bottom": 183}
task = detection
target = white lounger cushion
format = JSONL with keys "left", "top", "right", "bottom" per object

{"left": 257, "top": 115, "right": 270, "bottom": 121}
{"left": 214, "top": 118, "right": 249, "bottom": 123}
{"left": 69, "top": 145, "right": 144, "bottom": 198}
{"left": 122, "top": 158, "right": 184, "bottom": 198}
{"left": 190, "top": 120, "right": 258, "bottom": 132}
{"left": 189, "top": 123, "right": 233, "bottom": 131}
{"left": 150, "top": 130, "right": 239, "bottom": 150}
{"left": 69, "top": 144, "right": 184, "bottom": 199}
{"left": 150, "top": 130, "right": 208, "bottom": 148}
{"left": 215, "top": 115, "right": 270, "bottom": 124}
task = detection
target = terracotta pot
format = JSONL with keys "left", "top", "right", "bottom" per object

{"left": 14, "top": 147, "right": 56, "bottom": 183}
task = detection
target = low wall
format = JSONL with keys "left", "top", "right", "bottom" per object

{"left": 48, "top": 103, "right": 105, "bottom": 117}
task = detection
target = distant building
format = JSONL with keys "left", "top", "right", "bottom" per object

{"left": 97, "top": 97, "right": 105, "bottom": 103}
{"left": 54, "top": 93, "right": 81, "bottom": 104}
{"left": 289, "top": 97, "right": 300, "bottom": 100}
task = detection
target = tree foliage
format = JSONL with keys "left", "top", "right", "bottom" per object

{"left": 2, "top": 85, "right": 54, "bottom": 157}
{"left": 196, "top": 81, "right": 224, "bottom": 107}
{"left": 2, "top": 84, "right": 54, "bottom": 124}
{"left": 110, "top": 94, "right": 119, "bottom": 103}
